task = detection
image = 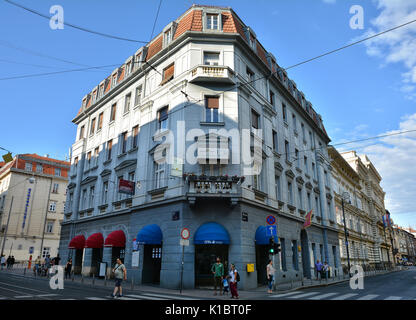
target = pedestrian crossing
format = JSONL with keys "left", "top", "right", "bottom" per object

{"left": 0, "top": 292, "right": 196, "bottom": 300}
{"left": 271, "top": 291, "right": 413, "bottom": 300}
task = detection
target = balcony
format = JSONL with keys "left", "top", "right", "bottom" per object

{"left": 189, "top": 65, "right": 235, "bottom": 84}
{"left": 184, "top": 174, "right": 244, "bottom": 205}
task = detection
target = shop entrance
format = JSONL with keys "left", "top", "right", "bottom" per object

{"left": 90, "top": 248, "right": 103, "bottom": 276}
{"left": 142, "top": 245, "right": 162, "bottom": 284}
{"left": 255, "top": 245, "right": 270, "bottom": 285}
{"left": 300, "top": 229, "right": 311, "bottom": 279}
{"left": 74, "top": 249, "right": 83, "bottom": 275}
{"left": 195, "top": 244, "right": 229, "bottom": 287}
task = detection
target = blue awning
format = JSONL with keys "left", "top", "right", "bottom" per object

{"left": 136, "top": 224, "right": 163, "bottom": 245}
{"left": 194, "top": 222, "right": 230, "bottom": 245}
{"left": 255, "top": 226, "right": 278, "bottom": 245}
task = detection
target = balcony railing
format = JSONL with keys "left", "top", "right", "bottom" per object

{"left": 189, "top": 65, "right": 235, "bottom": 84}
{"left": 184, "top": 174, "right": 244, "bottom": 195}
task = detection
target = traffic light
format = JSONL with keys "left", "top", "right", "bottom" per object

{"left": 274, "top": 242, "right": 281, "bottom": 254}
{"left": 269, "top": 237, "right": 275, "bottom": 254}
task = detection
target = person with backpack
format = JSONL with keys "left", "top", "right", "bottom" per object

{"left": 229, "top": 263, "right": 239, "bottom": 299}
{"left": 111, "top": 258, "right": 127, "bottom": 298}
{"left": 211, "top": 257, "right": 224, "bottom": 296}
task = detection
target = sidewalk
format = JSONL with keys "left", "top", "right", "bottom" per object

{"left": 1, "top": 265, "right": 406, "bottom": 299}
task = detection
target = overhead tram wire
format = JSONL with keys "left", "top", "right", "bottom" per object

{"left": 3, "top": 0, "right": 148, "bottom": 44}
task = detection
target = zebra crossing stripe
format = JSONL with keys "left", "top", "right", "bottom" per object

{"left": 125, "top": 294, "right": 167, "bottom": 300}
{"left": 271, "top": 291, "right": 305, "bottom": 298}
{"left": 14, "top": 295, "right": 33, "bottom": 298}
{"left": 141, "top": 293, "right": 199, "bottom": 300}
{"left": 357, "top": 294, "right": 379, "bottom": 300}
{"left": 287, "top": 292, "right": 320, "bottom": 299}
{"left": 86, "top": 297, "right": 109, "bottom": 300}
{"left": 117, "top": 296, "right": 139, "bottom": 300}
{"left": 308, "top": 293, "right": 338, "bottom": 300}
{"left": 60, "top": 298, "right": 76, "bottom": 300}
{"left": 36, "top": 294, "right": 59, "bottom": 297}
{"left": 384, "top": 296, "right": 402, "bottom": 300}
{"left": 331, "top": 293, "right": 359, "bottom": 300}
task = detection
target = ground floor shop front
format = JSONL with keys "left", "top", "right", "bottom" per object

{"left": 58, "top": 199, "right": 342, "bottom": 289}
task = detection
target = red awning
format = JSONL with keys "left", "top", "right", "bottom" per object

{"left": 68, "top": 235, "right": 85, "bottom": 249}
{"left": 85, "top": 233, "right": 104, "bottom": 248}
{"left": 104, "top": 230, "right": 126, "bottom": 248}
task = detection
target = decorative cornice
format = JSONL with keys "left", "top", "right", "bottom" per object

{"left": 80, "top": 176, "right": 98, "bottom": 185}
{"left": 274, "top": 161, "right": 283, "bottom": 173}
{"left": 100, "top": 169, "right": 112, "bottom": 177}
{"left": 296, "top": 176, "right": 305, "bottom": 185}
{"left": 305, "top": 182, "right": 313, "bottom": 190}
{"left": 285, "top": 169, "right": 295, "bottom": 180}
{"left": 114, "top": 159, "right": 137, "bottom": 171}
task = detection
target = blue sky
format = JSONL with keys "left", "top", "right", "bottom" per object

{"left": 1, "top": 0, "right": 415, "bottom": 227}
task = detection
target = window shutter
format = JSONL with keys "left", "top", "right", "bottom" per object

{"left": 206, "top": 96, "right": 219, "bottom": 109}
{"left": 162, "top": 63, "right": 175, "bottom": 84}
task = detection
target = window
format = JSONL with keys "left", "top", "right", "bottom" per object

{"left": 320, "top": 244, "right": 324, "bottom": 262}
{"left": 79, "top": 125, "right": 85, "bottom": 140}
{"left": 94, "top": 147, "right": 99, "bottom": 166}
{"left": 89, "top": 186, "right": 95, "bottom": 208}
{"left": 307, "top": 192, "right": 312, "bottom": 211}
{"left": 203, "top": 52, "right": 219, "bottom": 66}
{"left": 205, "top": 96, "right": 219, "bottom": 123}
{"left": 25, "top": 162, "right": 33, "bottom": 171}
{"left": 285, "top": 140, "right": 290, "bottom": 162}
{"left": 309, "top": 131, "right": 314, "bottom": 148}
{"left": 161, "top": 63, "right": 174, "bottom": 85}
{"left": 86, "top": 151, "right": 92, "bottom": 169}
{"left": 312, "top": 162, "right": 316, "bottom": 179}
{"left": 55, "top": 168, "right": 61, "bottom": 176}
{"left": 304, "top": 156, "right": 308, "bottom": 174}
{"left": 246, "top": 67, "right": 254, "bottom": 83}
{"left": 298, "top": 188, "right": 303, "bottom": 210}
{"left": 292, "top": 114, "right": 297, "bottom": 131}
{"left": 42, "top": 247, "right": 50, "bottom": 258}
{"left": 301, "top": 123, "right": 305, "bottom": 141}
{"left": 112, "top": 74, "right": 117, "bottom": 87}
{"left": 74, "top": 157, "right": 79, "bottom": 169}
{"left": 90, "top": 118, "right": 96, "bottom": 135}
{"left": 275, "top": 175, "right": 281, "bottom": 201}
{"left": 46, "top": 221, "right": 54, "bottom": 233}
{"left": 269, "top": 90, "right": 275, "bottom": 107}
{"left": 164, "top": 29, "right": 172, "bottom": 45}
{"left": 36, "top": 163, "right": 43, "bottom": 173}
{"left": 121, "top": 132, "right": 128, "bottom": 154}
{"left": 98, "top": 112, "right": 103, "bottom": 130}
{"left": 206, "top": 14, "right": 219, "bottom": 30}
{"left": 49, "top": 201, "right": 56, "bottom": 212}
{"left": 332, "top": 246, "right": 338, "bottom": 268}
{"left": 68, "top": 192, "right": 73, "bottom": 212}
{"left": 282, "top": 103, "right": 287, "bottom": 123}
{"left": 102, "top": 181, "right": 108, "bottom": 204}
{"left": 135, "top": 85, "right": 142, "bottom": 106}
{"left": 110, "top": 103, "right": 117, "bottom": 122}
{"left": 155, "top": 162, "right": 166, "bottom": 189}
{"left": 132, "top": 125, "right": 139, "bottom": 149}
{"left": 106, "top": 140, "right": 113, "bottom": 161}
{"left": 295, "top": 149, "right": 300, "bottom": 168}
{"left": 288, "top": 182, "right": 293, "bottom": 205}
{"left": 272, "top": 130, "right": 278, "bottom": 152}
{"left": 124, "top": 93, "right": 131, "bottom": 114}
{"left": 251, "top": 109, "right": 260, "bottom": 129}
{"left": 292, "top": 240, "right": 299, "bottom": 270}
{"left": 52, "top": 183, "right": 59, "bottom": 194}
{"left": 315, "top": 196, "right": 320, "bottom": 217}
{"left": 158, "top": 107, "right": 168, "bottom": 131}
{"left": 324, "top": 171, "right": 329, "bottom": 186}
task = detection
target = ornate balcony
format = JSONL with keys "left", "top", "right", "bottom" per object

{"left": 189, "top": 65, "right": 235, "bottom": 84}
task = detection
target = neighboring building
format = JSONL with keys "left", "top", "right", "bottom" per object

{"left": 392, "top": 226, "right": 416, "bottom": 264}
{"left": 59, "top": 4, "right": 342, "bottom": 290}
{"left": 328, "top": 147, "right": 374, "bottom": 271}
{"left": 340, "top": 151, "right": 393, "bottom": 267}
{"left": 0, "top": 154, "right": 70, "bottom": 262}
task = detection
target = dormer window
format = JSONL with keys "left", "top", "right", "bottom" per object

{"left": 164, "top": 29, "right": 172, "bottom": 46}
{"left": 206, "top": 14, "right": 219, "bottom": 30}
{"left": 126, "top": 61, "right": 132, "bottom": 75}
{"left": 112, "top": 74, "right": 117, "bottom": 88}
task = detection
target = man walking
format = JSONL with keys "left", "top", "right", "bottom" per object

{"left": 0, "top": 255, "right": 6, "bottom": 270}
{"left": 111, "top": 258, "right": 127, "bottom": 298}
{"left": 315, "top": 259, "right": 323, "bottom": 280}
{"left": 211, "top": 257, "right": 224, "bottom": 296}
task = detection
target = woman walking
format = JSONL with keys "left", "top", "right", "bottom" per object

{"left": 65, "top": 258, "right": 72, "bottom": 279}
{"left": 229, "top": 263, "right": 239, "bottom": 299}
{"left": 266, "top": 259, "right": 275, "bottom": 293}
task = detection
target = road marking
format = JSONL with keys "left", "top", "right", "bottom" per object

{"left": 86, "top": 297, "right": 109, "bottom": 300}
{"left": 384, "top": 296, "right": 402, "bottom": 300}
{"left": 308, "top": 292, "right": 338, "bottom": 300}
{"left": 14, "top": 295, "right": 33, "bottom": 298}
{"left": 60, "top": 298, "right": 76, "bottom": 300}
{"left": 331, "top": 293, "right": 359, "bottom": 300}
{"left": 117, "top": 296, "right": 140, "bottom": 300}
{"left": 36, "top": 294, "right": 59, "bottom": 297}
{"left": 0, "top": 281, "right": 49, "bottom": 293}
{"left": 357, "top": 294, "right": 379, "bottom": 300}
{"left": 0, "top": 286, "right": 28, "bottom": 295}
{"left": 140, "top": 293, "right": 198, "bottom": 300}
{"left": 287, "top": 292, "right": 320, "bottom": 299}
{"left": 124, "top": 294, "right": 166, "bottom": 300}
{"left": 271, "top": 291, "right": 305, "bottom": 298}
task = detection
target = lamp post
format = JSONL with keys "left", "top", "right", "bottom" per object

{"left": 341, "top": 192, "right": 352, "bottom": 277}
{"left": 39, "top": 178, "right": 53, "bottom": 260}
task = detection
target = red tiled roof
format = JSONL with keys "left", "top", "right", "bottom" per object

{"left": 191, "top": 9, "right": 202, "bottom": 31}
{"left": 21, "top": 154, "right": 70, "bottom": 166}
{"left": 256, "top": 41, "right": 269, "bottom": 68}
{"left": 174, "top": 9, "right": 195, "bottom": 40}
{"left": 146, "top": 35, "right": 163, "bottom": 61}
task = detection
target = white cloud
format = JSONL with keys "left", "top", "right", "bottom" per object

{"left": 322, "top": 0, "right": 336, "bottom": 4}
{"left": 359, "top": 113, "right": 416, "bottom": 217}
{"left": 364, "top": 0, "right": 416, "bottom": 99}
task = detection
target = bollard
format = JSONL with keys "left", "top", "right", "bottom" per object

{"left": 104, "top": 275, "right": 107, "bottom": 286}
{"left": 131, "top": 278, "right": 134, "bottom": 290}
{"left": 92, "top": 273, "right": 95, "bottom": 286}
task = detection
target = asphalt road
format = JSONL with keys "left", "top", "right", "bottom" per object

{"left": 268, "top": 266, "right": 416, "bottom": 300}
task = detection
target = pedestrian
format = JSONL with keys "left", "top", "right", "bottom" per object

{"left": 323, "top": 261, "right": 329, "bottom": 279}
{"left": 211, "top": 257, "right": 224, "bottom": 296}
{"left": 0, "top": 255, "right": 6, "bottom": 270}
{"left": 45, "top": 255, "right": 51, "bottom": 277}
{"left": 266, "top": 259, "right": 275, "bottom": 293}
{"left": 34, "top": 256, "right": 41, "bottom": 275}
{"left": 229, "top": 263, "right": 239, "bottom": 299}
{"left": 65, "top": 258, "right": 72, "bottom": 279}
{"left": 11, "top": 256, "right": 15, "bottom": 269}
{"left": 54, "top": 254, "right": 61, "bottom": 266}
{"left": 111, "top": 258, "right": 127, "bottom": 298}
{"left": 315, "top": 259, "right": 323, "bottom": 280}
{"left": 6, "top": 256, "right": 11, "bottom": 269}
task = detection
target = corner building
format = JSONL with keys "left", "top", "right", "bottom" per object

{"left": 59, "top": 5, "right": 342, "bottom": 289}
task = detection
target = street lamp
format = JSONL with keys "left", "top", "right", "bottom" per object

{"left": 341, "top": 192, "right": 352, "bottom": 277}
